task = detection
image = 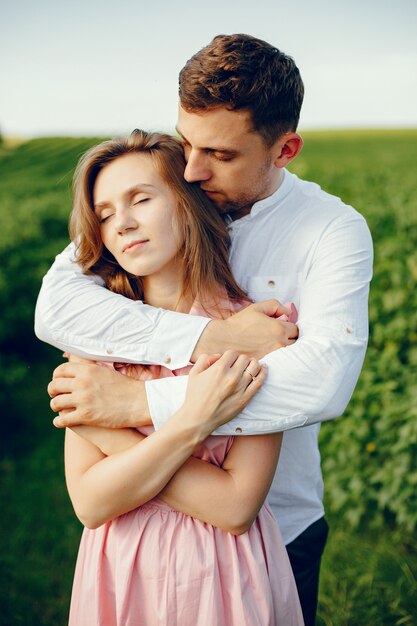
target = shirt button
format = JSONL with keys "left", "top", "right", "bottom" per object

{"left": 235, "top": 427, "right": 243, "bottom": 434}
{"left": 106, "top": 347, "right": 113, "bottom": 355}
{"left": 164, "top": 356, "right": 172, "bottom": 365}
{"left": 345, "top": 327, "right": 352, "bottom": 334}
{"left": 268, "top": 280, "right": 275, "bottom": 287}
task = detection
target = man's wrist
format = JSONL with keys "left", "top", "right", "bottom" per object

{"left": 191, "top": 319, "right": 223, "bottom": 362}
{"left": 128, "top": 380, "right": 152, "bottom": 427}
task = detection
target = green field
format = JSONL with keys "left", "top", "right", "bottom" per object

{"left": 0, "top": 130, "right": 416, "bottom": 625}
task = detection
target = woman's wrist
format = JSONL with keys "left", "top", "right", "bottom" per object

{"left": 169, "top": 405, "right": 214, "bottom": 448}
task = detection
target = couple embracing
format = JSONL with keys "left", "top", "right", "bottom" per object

{"left": 36, "top": 34, "right": 373, "bottom": 626}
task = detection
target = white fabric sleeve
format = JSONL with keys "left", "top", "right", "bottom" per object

{"left": 147, "top": 213, "right": 373, "bottom": 433}
{"left": 34, "top": 243, "right": 210, "bottom": 369}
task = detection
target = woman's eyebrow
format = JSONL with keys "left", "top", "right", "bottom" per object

{"left": 93, "top": 201, "right": 110, "bottom": 212}
{"left": 123, "top": 184, "right": 157, "bottom": 198}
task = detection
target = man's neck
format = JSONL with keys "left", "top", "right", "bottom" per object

{"left": 228, "top": 169, "right": 285, "bottom": 222}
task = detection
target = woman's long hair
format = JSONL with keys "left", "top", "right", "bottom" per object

{"left": 70, "top": 129, "right": 247, "bottom": 310}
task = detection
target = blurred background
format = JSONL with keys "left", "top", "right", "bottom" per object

{"left": 1, "top": 1, "right": 416, "bottom": 624}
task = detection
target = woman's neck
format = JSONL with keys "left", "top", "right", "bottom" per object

{"left": 142, "top": 265, "right": 193, "bottom": 313}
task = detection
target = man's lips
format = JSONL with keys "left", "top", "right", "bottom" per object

{"left": 123, "top": 239, "right": 149, "bottom": 254}
{"left": 201, "top": 188, "right": 222, "bottom": 199}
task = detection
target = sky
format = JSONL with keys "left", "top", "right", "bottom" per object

{"left": 1, "top": 0, "right": 417, "bottom": 137}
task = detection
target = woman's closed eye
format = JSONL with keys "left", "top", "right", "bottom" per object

{"left": 131, "top": 190, "right": 152, "bottom": 206}
{"left": 98, "top": 211, "right": 114, "bottom": 223}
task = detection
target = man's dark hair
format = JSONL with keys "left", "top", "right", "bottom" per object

{"left": 179, "top": 33, "right": 304, "bottom": 146}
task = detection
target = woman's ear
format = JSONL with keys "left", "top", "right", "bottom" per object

{"left": 272, "top": 133, "right": 304, "bottom": 168}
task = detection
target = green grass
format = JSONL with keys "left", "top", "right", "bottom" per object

{"left": 0, "top": 130, "right": 416, "bottom": 624}
{"left": 317, "top": 527, "right": 417, "bottom": 625}
{"left": 0, "top": 361, "right": 79, "bottom": 626}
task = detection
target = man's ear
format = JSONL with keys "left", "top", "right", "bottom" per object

{"left": 272, "top": 132, "right": 303, "bottom": 168}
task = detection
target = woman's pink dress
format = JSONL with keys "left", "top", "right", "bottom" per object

{"left": 68, "top": 300, "right": 303, "bottom": 626}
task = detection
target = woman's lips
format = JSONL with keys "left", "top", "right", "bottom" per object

{"left": 123, "top": 240, "right": 149, "bottom": 254}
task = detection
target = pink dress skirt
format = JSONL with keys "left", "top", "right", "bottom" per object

{"left": 68, "top": 299, "right": 303, "bottom": 625}
{"left": 69, "top": 428, "right": 303, "bottom": 626}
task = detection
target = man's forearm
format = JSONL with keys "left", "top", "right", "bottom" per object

{"left": 148, "top": 328, "right": 368, "bottom": 435}
{"left": 191, "top": 300, "right": 297, "bottom": 362}
{"left": 150, "top": 213, "right": 373, "bottom": 434}
{"left": 36, "top": 243, "right": 209, "bottom": 369}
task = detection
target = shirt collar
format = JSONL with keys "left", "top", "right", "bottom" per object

{"left": 251, "top": 168, "right": 295, "bottom": 217}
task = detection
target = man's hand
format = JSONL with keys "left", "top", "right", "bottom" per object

{"left": 47, "top": 361, "right": 151, "bottom": 429}
{"left": 192, "top": 299, "right": 298, "bottom": 362}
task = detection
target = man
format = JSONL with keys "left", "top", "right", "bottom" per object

{"left": 36, "top": 34, "right": 373, "bottom": 625}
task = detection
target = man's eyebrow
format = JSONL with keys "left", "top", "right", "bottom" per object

{"left": 175, "top": 127, "right": 187, "bottom": 142}
{"left": 94, "top": 184, "right": 156, "bottom": 211}
{"left": 206, "top": 147, "right": 239, "bottom": 156}
{"left": 175, "top": 127, "right": 239, "bottom": 154}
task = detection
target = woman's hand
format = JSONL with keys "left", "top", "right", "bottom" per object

{"left": 183, "top": 350, "right": 266, "bottom": 432}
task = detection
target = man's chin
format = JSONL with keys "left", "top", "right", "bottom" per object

{"left": 202, "top": 191, "right": 226, "bottom": 211}
{"left": 202, "top": 189, "right": 247, "bottom": 215}
{"left": 214, "top": 203, "right": 230, "bottom": 214}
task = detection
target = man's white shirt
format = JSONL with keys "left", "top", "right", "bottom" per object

{"left": 35, "top": 169, "right": 373, "bottom": 544}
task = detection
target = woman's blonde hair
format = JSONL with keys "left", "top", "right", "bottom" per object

{"left": 70, "top": 129, "right": 246, "bottom": 309}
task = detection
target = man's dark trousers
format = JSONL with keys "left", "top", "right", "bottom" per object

{"left": 286, "top": 517, "right": 329, "bottom": 626}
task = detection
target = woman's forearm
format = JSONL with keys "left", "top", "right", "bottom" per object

{"left": 70, "top": 424, "right": 145, "bottom": 454}
{"left": 160, "top": 457, "right": 245, "bottom": 533}
{"left": 159, "top": 434, "right": 281, "bottom": 534}
{"left": 72, "top": 426, "right": 245, "bottom": 532}
{"left": 66, "top": 408, "right": 208, "bottom": 529}
{"left": 73, "top": 425, "right": 280, "bottom": 535}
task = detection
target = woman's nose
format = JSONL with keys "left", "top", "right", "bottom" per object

{"left": 114, "top": 208, "right": 138, "bottom": 233}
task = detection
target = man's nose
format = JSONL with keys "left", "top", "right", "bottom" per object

{"left": 183, "top": 150, "right": 211, "bottom": 183}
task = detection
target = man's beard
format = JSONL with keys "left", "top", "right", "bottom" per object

{"left": 208, "top": 189, "right": 263, "bottom": 219}
{"left": 206, "top": 160, "right": 272, "bottom": 217}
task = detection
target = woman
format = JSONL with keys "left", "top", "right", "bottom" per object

{"left": 65, "top": 129, "right": 303, "bottom": 625}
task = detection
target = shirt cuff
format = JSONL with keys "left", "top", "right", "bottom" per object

{"left": 145, "top": 313, "right": 211, "bottom": 370}
{"left": 146, "top": 374, "right": 309, "bottom": 436}
{"left": 146, "top": 375, "right": 189, "bottom": 430}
